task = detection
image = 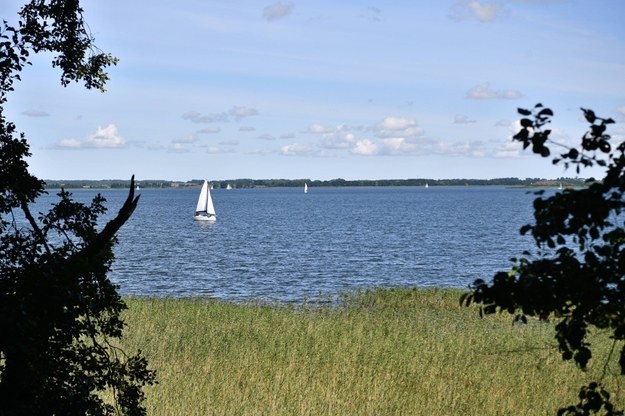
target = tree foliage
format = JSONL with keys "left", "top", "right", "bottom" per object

{"left": 0, "top": 1, "right": 154, "bottom": 415}
{"left": 462, "top": 103, "right": 624, "bottom": 414}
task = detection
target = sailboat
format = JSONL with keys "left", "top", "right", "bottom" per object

{"left": 194, "top": 180, "right": 217, "bottom": 222}
{"left": 304, "top": 183, "right": 308, "bottom": 193}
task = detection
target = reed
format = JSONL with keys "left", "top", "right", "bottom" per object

{"left": 120, "top": 288, "right": 622, "bottom": 415}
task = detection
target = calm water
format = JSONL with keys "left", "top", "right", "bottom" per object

{"left": 31, "top": 186, "right": 547, "bottom": 302}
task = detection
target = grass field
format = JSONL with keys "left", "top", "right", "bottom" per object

{"left": 119, "top": 288, "right": 622, "bottom": 415}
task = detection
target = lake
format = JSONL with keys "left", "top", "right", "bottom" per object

{"left": 32, "top": 186, "right": 548, "bottom": 302}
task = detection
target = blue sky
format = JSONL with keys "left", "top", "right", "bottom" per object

{"left": 2, "top": 0, "right": 624, "bottom": 181}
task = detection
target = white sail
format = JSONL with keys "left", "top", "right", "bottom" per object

{"left": 304, "top": 183, "right": 308, "bottom": 193}
{"left": 194, "top": 180, "right": 216, "bottom": 221}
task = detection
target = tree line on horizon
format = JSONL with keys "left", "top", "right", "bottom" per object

{"left": 43, "top": 176, "right": 591, "bottom": 189}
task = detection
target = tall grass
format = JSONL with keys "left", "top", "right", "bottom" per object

{"left": 120, "top": 288, "right": 623, "bottom": 415}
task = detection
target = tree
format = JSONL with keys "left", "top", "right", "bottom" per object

{"left": 0, "top": 2, "right": 155, "bottom": 415}
{"left": 462, "top": 103, "right": 624, "bottom": 415}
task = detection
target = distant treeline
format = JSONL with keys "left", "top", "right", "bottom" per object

{"left": 43, "top": 177, "right": 592, "bottom": 189}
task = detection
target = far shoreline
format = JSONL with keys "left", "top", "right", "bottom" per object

{"left": 43, "top": 177, "right": 592, "bottom": 190}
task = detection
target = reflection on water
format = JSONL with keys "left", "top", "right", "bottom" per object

{"left": 30, "top": 186, "right": 543, "bottom": 302}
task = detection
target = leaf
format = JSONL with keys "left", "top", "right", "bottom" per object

{"left": 520, "top": 118, "right": 533, "bottom": 127}
{"left": 537, "top": 108, "right": 554, "bottom": 117}
{"left": 582, "top": 108, "right": 596, "bottom": 123}
{"left": 518, "top": 108, "right": 532, "bottom": 116}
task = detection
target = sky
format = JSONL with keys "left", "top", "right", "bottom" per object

{"left": 2, "top": 0, "right": 625, "bottom": 181}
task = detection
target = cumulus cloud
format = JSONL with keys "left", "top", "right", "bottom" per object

{"left": 22, "top": 110, "right": 49, "bottom": 117}
{"left": 263, "top": 2, "right": 294, "bottom": 21}
{"left": 229, "top": 105, "right": 259, "bottom": 120}
{"left": 382, "top": 137, "right": 421, "bottom": 154}
{"left": 55, "top": 124, "right": 125, "bottom": 149}
{"left": 466, "top": 82, "right": 522, "bottom": 100}
{"left": 450, "top": 0, "right": 506, "bottom": 22}
{"left": 307, "top": 123, "right": 334, "bottom": 134}
{"left": 378, "top": 116, "right": 416, "bottom": 130}
{"left": 352, "top": 139, "right": 379, "bottom": 155}
{"left": 280, "top": 143, "right": 312, "bottom": 155}
{"left": 454, "top": 114, "right": 476, "bottom": 124}
{"left": 374, "top": 116, "right": 424, "bottom": 139}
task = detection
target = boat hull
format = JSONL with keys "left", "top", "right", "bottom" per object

{"left": 194, "top": 214, "right": 216, "bottom": 222}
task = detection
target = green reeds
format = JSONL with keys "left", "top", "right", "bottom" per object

{"left": 120, "top": 288, "right": 622, "bottom": 415}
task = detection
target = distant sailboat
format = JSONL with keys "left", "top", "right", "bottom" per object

{"left": 194, "top": 180, "right": 217, "bottom": 222}
{"left": 304, "top": 183, "right": 308, "bottom": 193}
{"left": 559, "top": 183, "right": 563, "bottom": 190}
{"left": 226, "top": 183, "right": 232, "bottom": 190}
{"left": 425, "top": 183, "right": 429, "bottom": 188}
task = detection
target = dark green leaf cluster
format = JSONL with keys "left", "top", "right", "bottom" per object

{"left": 462, "top": 104, "right": 625, "bottom": 413}
{"left": 558, "top": 383, "right": 623, "bottom": 416}
{"left": 0, "top": 1, "right": 154, "bottom": 415}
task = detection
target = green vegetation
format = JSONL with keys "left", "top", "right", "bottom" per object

{"left": 0, "top": 2, "right": 153, "bottom": 414}
{"left": 44, "top": 177, "right": 589, "bottom": 190}
{"left": 465, "top": 105, "right": 625, "bottom": 413}
{"left": 120, "top": 288, "right": 621, "bottom": 415}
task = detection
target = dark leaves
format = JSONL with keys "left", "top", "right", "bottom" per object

{"left": 463, "top": 104, "right": 625, "bottom": 413}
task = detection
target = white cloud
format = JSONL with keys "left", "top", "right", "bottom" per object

{"left": 375, "top": 116, "right": 424, "bottom": 139}
{"left": 168, "top": 142, "right": 191, "bottom": 153}
{"left": 466, "top": 82, "right": 522, "bottom": 100}
{"left": 229, "top": 106, "right": 259, "bottom": 120}
{"left": 239, "top": 126, "right": 256, "bottom": 132}
{"left": 320, "top": 131, "right": 355, "bottom": 149}
{"left": 382, "top": 137, "right": 420, "bottom": 154}
{"left": 379, "top": 116, "right": 416, "bottom": 130}
{"left": 308, "top": 123, "right": 333, "bottom": 134}
{"left": 352, "top": 139, "right": 379, "bottom": 155}
{"left": 263, "top": 2, "right": 294, "bottom": 21}
{"left": 450, "top": 1, "right": 506, "bottom": 22}
{"left": 280, "top": 143, "right": 312, "bottom": 155}
{"left": 56, "top": 124, "right": 126, "bottom": 149}
{"left": 56, "top": 138, "right": 81, "bottom": 149}
{"left": 616, "top": 106, "right": 625, "bottom": 118}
